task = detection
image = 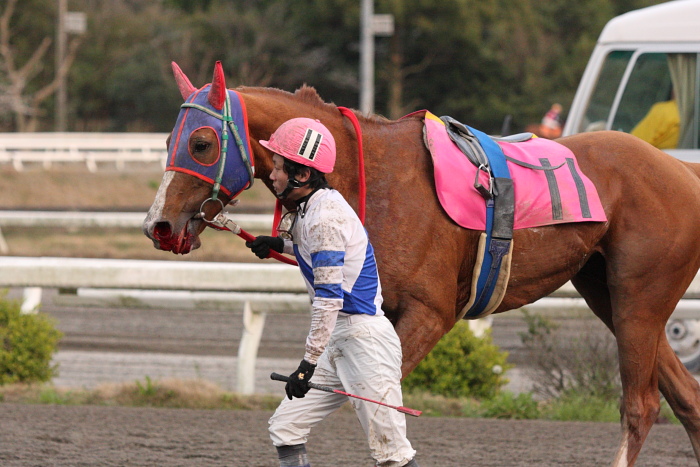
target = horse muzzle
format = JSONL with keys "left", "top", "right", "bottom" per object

{"left": 143, "top": 218, "right": 202, "bottom": 255}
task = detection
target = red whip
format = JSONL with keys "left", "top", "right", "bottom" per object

{"left": 207, "top": 219, "right": 298, "bottom": 266}
{"left": 270, "top": 372, "right": 422, "bottom": 417}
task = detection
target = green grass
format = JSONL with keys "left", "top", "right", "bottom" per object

{"left": 0, "top": 378, "right": 680, "bottom": 425}
{"left": 0, "top": 378, "right": 282, "bottom": 411}
{"left": 543, "top": 393, "right": 621, "bottom": 422}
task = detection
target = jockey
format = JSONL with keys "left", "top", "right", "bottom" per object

{"left": 247, "top": 117, "right": 419, "bottom": 467}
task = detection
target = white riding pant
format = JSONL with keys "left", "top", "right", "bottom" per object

{"left": 269, "top": 313, "right": 416, "bottom": 467}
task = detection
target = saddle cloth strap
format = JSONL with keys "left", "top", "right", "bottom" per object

{"left": 444, "top": 119, "right": 514, "bottom": 319}
{"left": 458, "top": 232, "right": 513, "bottom": 320}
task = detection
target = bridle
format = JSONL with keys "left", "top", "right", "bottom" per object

{"left": 180, "top": 89, "right": 255, "bottom": 220}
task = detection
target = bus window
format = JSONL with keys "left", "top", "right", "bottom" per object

{"left": 613, "top": 53, "right": 672, "bottom": 133}
{"left": 614, "top": 53, "right": 697, "bottom": 150}
{"left": 578, "top": 50, "right": 633, "bottom": 133}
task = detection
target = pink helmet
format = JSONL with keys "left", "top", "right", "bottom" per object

{"left": 259, "top": 118, "right": 336, "bottom": 173}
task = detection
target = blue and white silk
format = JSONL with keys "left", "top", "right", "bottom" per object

{"left": 282, "top": 189, "right": 384, "bottom": 363}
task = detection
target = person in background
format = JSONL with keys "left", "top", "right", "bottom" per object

{"left": 539, "top": 103, "right": 563, "bottom": 139}
{"left": 246, "top": 118, "right": 419, "bottom": 467}
{"left": 630, "top": 98, "right": 680, "bottom": 150}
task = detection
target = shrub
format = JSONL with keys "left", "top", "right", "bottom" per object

{"left": 480, "top": 391, "right": 540, "bottom": 419}
{"left": 519, "top": 309, "right": 620, "bottom": 400}
{"left": 402, "top": 321, "right": 511, "bottom": 399}
{"left": 543, "top": 392, "right": 620, "bottom": 422}
{"left": 0, "top": 292, "right": 63, "bottom": 385}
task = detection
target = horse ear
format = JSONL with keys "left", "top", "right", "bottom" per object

{"left": 208, "top": 61, "right": 227, "bottom": 110}
{"left": 171, "top": 62, "right": 197, "bottom": 101}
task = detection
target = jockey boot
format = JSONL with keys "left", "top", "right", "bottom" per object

{"left": 375, "top": 458, "right": 420, "bottom": 467}
{"left": 277, "top": 444, "right": 310, "bottom": 467}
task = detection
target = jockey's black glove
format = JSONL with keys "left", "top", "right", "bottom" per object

{"left": 245, "top": 235, "right": 284, "bottom": 259}
{"left": 285, "top": 359, "right": 316, "bottom": 400}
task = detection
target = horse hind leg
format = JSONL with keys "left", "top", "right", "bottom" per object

{"left": 657, "top": 337, "right": 700, "bottom": 461}
{"left": 623, "top": 327, "right": 700, "bottom": 466}
{"left": 572, "top": 257, "right": 662, "bottom": 466}
{"left": 612, "top": 311, "right": 665, "bottom": 466}
{"left": 574, "top": 256, "right": 700, "bottom": 465}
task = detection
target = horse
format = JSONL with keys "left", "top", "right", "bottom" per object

{"left": 143, "top": 61, "right": 700, "bottom": 467}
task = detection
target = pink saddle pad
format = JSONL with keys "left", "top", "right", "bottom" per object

{"left": 423, "top": 112, "right": 606, "bottom": 230}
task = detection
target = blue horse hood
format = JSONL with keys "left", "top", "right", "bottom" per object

{"left": 166, "top": 85, "right": 254, "bottom": 198}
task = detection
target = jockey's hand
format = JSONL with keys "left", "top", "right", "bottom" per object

{"left": 286, "top": 359, "right": 316, "bottom": 400}
{"left": 245, "top": 236, "right": 284, "bottom": 259}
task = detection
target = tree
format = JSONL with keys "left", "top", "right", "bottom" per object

{"left": 0, "top": 0, "right": 82, "bottom": 131}
{"left": 68, "top": 0, "right": 325, "bottom": 132}
{"left": 1, "top": 0, "right": 673, "bottom": 133}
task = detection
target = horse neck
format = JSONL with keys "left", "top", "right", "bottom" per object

{"left": 241, "top": 88, "right": 426, "bottom": 214}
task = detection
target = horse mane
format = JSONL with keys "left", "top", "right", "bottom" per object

{"left": 238, "top": 84, "right": 402, "bottom": 124}
{"left": 238, "top": 84, "right": 334, "bottom": 111}
{"left": 293, "top": 85, "right": 330, "bottom": 108}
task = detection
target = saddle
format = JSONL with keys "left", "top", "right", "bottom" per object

{"left": 423, "top": 112, "right": 607, "bottom": 320}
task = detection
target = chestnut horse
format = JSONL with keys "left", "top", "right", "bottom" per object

{"left": 143, "top": 62, "right": 700, "bottom": 466}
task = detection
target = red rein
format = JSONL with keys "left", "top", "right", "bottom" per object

{"left": 337, "top": 106, "right": 366, "bottom": 224}
{"left": 230, "top": 107, "right": 366, "bottom": 266}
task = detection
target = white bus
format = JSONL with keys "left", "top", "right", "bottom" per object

{"left": 563, "top": 0, "right": 700, "bottom": 162}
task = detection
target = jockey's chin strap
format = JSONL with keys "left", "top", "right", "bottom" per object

{"left": 181, "top": 89, "right": 255, "bottom": 216}
{"left": 276, "top": 177, "right": 310, "bottom": 200}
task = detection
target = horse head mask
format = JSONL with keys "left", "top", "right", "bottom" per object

{"left": 143, "top": 61, "right": 254, "bottom": 254}
{"left": 169, "top": 61, "right": 255, "bottom": 202}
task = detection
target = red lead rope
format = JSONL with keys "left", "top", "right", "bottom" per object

{"left": 224, "top": 107, "right": 366, "bottom": 266}
{"left": 208, "top": 221, "right": 299, "bottom": 266}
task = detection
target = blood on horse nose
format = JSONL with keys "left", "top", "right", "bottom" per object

{"left": 153, "top": 221, "right": 177, "bottom": 251}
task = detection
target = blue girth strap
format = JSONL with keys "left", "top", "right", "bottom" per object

{"left": 464, "top": 125, "right": 514, "bottom": 318}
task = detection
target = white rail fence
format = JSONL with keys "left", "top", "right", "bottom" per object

{"left": 0, "top": 211, "right": 273, "bottom": 255}
{"left": 0, "top": 211, "right": 272, "bottom": 230}
{"left": 0, "top": 132, "right": 168, "bottom": 172}
{"left": 2, "top": 256, "right": 700, "bottom": 393}
{"left": 0, "top": 257, "right": 307, "bottom": 395}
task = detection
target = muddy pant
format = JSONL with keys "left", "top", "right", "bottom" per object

{"left": 269, "top": 313, "right": 416, "bottom": 467}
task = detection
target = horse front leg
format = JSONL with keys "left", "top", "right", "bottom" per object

{"left": 392, "top": 297, "right": 455, "bottom": 377}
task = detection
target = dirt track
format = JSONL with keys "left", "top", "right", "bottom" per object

{"left": 0, "top": 404, "right": 695, "bottom": 466}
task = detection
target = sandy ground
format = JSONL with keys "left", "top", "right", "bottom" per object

{"left": 0, "top": 404, "right": 695, "bottom": 466}
{"left": 0, "top": 166, "right": 274, "bottom": 212}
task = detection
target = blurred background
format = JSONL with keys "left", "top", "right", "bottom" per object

{"left": 0, "top": 0, "right": 670, "bottom": 136}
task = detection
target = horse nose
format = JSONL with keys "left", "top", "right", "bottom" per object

{"left": 152, "top": 221, "right": 173, "bottom": 242}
